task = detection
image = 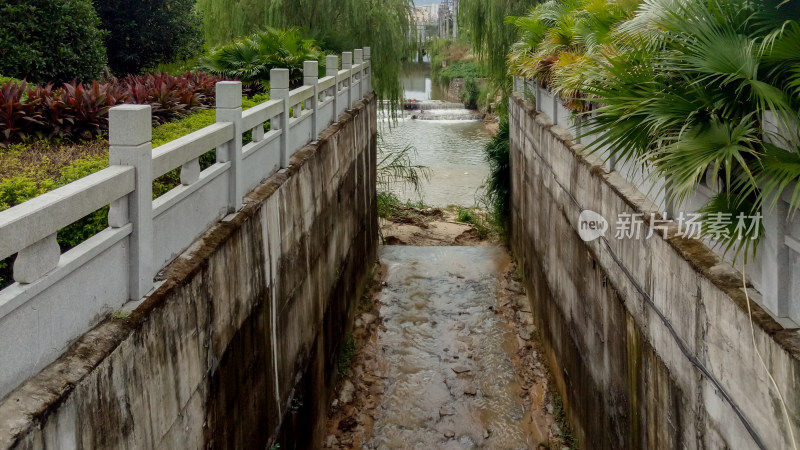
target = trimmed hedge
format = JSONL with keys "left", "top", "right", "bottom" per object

{"left": 0, "top": 0, "right": 107, "bottom": 84}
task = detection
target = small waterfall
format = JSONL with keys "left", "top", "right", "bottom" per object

{"left": 406, "top": 109, "right": 484, "bottom": 121}
{"left": 404, "top": 101, "right": 467, "bottom": 111}
{"left": 379, "top": 100, "right": 484, "bottom": 121}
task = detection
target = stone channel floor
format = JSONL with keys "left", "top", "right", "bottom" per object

{"left": 325, "top": 246, "right": 569, "bottom": 449}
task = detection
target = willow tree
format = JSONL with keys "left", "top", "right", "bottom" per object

{"left": 266, "top": 0, "right": 414, "bottom": 103}
{"left": 457, "top": 0, "right": 538, "bottom": 89}
{"left": 196, "top": 0, "right": 267, "bottom": 45}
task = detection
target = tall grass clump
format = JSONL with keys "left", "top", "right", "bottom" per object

{"left": 482, "top": 118, "right": 511, "bottom": 231}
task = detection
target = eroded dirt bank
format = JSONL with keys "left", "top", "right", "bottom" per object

{"left": 324, "top": 217, "right": 574, "bottom": 449}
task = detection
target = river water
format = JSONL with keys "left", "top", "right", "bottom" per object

{"left": 380, "top": 63, "right": 492, "bottom": 207}
{"left": 365, "top": 247, "right": 543, "bottom": 449}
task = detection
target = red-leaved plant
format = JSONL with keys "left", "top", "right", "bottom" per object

{"left": 0, "top": 72, "right": 228, "bottom": 146}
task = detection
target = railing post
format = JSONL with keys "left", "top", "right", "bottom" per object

{"left": 108, "top": 104, "right": 153, "bottom": 300}
{"left": 342, "top": 51, "right": 353, "bottom": 108}
{"left": 271, "top": 68, "right": 291, "bottom": 168}
{"left": 215, "top": 81, "right": 243, "bottom": 211}
{"left": 304, "top": 60, "right": 319, "bottom": 137}
{"left": 354, "top": 49, "right": 364, "bottom": 100}
{"left": 761, "top": 199, "right": 791, "bottom": 317}
{"left": 364, "top": 47, "right": 371, "bottom": 93}
{"left": 327, "top": 55, "right": 339, "bottom": 120}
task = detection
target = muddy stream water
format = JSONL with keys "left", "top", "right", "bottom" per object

{"left": 368, "top": 247, "right": 544, "bottom": 449}
{"left": 322, "top": 63, "right": 567, "bottom": 450}
{"left": 380, "top": 62, "right": 492, "bottom": 207}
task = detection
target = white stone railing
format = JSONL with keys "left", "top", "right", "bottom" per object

{"left": 0, "top": 48, "right": 372, "bottom": 399}
{"left": 513, "top": 76, "right": 800, "bottom": 327}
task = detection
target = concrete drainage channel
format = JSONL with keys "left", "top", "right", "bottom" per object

{"left": 323, "top": 226, "right": 576, "bottom": 449}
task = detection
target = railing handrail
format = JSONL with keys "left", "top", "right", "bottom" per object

{"left": 0, "top": 47, "right": 372, "bottom": 402}
{"left": 152, "top": 122, "right": 234, "bottom": 179}
{"left": 242, "top": 99, "right": 283, "bottom": 131}
{"left": 0, "top": 166, "right": 135, "bottom": 260}
{"left": 0, "top": 47, "right": 371, "bottom": 291}
{"left": 288, "top": 84, "right": 315, "bottom": 105}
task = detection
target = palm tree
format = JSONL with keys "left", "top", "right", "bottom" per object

{"left": 506, "top": 0, "right": 639, "bottom": 109}
{"left": 580, "top": 0, "right": 800, "bottom": 258}
{"left": 197, "top": 28, "right": 323, "bottom": 90}
{"left": 508, "top": 0, "right": 800, "bottom": 259}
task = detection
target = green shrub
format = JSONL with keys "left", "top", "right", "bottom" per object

{"left": 377, "top": 191, "right": 402, "bottom": 219}
{"left": 0, "top": 76, "right": 22, "bottom": 85}
{"left": 482, "top": 117, "right": 510, "bottom": 231}
{"left": 94, "top": 0, "right": 203, "bottom": 76}
{"left": 439, "top": 61, "right": 483, "bottom": 85}
{"left": 460, "top": 78, "right": 480, "bottom": 109}
{"left": 0, "top": 0, "right": 106, "bottom": 84}
{"left": 0, "top": 177, "right": 50, "bottom": 210}
{"left": 337, "top": 333, "right": 356, "bottom": 377}
{"left": 0, "top": 154, "right": 109, "bottom": 288}
{"left": 55, "top": 155, "right": 111, "bottom": 249}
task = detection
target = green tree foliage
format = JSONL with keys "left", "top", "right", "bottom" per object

{"left": 0, "top": 0, "right": 107, "bottom": 84}
{"left": 196, "top": 0, "right": 413, "bottom": 102}
{"left": 197, "top": 28, "right": 323, "bottom": 89}
{"left": 270, "top": 0, "right": 414, "bottom": 102}
{"left": 457, "top": 0, "right": 538, "bottom": 88}
{"left": 506, "top": 0, "right": 639, "bottom": 108}
{"left": 195, "top": 0, "right": 267, "bottom": 46}
{"left": 509, "top": 0, "right": 800, "bottom": 259}
{"left": 94, "top": 0, "right": 203, "bottom": 75}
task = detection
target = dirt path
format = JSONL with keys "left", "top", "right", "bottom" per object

{"left": 324, "top": 218, "right": 573, "bottom": 449}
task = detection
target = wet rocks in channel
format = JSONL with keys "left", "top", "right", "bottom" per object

{"left": 325, "top": 245, "right": 574, "bottom": 449}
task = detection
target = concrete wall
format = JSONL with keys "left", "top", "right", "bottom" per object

{"left": 0, "top": 94, "right": 378, "bottom": 450}
{"left": 0, "top": 53, "right": 372, "bottom": 402}
{"left": 508, "top": 94, "right": 800, "bottom": 449}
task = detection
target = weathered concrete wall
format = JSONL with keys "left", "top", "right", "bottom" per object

{"left": 508, "top": 94, "right": 800, "bottom": 449}
{"left": 0, "top": 94, "right": 378, "bottom": 450}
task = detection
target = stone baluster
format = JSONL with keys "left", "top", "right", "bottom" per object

{"left": 364, "top": 47, "right": 371, "bottom": 92}
{"left": 327, "top": 55, "right": 339, "bottom": 119}
{"left": 216, "top": 81, "right": 244, "bottom": 211}
{"left": 271, "top": 68, "right": 291, "bottom": 168}
{"left": 354, "top": 49, "right": 364, "bottom": 99}
{"left": 342, "top": 52, "right": 353, "bottom": 109}
{"left": 304, "top": 60, "right": 320, "bottom": 137}
{"left": 13, "top": 234, "right": 60, "bottom": 284}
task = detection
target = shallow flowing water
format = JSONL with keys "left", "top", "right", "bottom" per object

{"left": 380, "top": 63, "right": 491, "bottom": 207}
{"left": 365, "top": 246, "right": 540, "bottom": 449}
